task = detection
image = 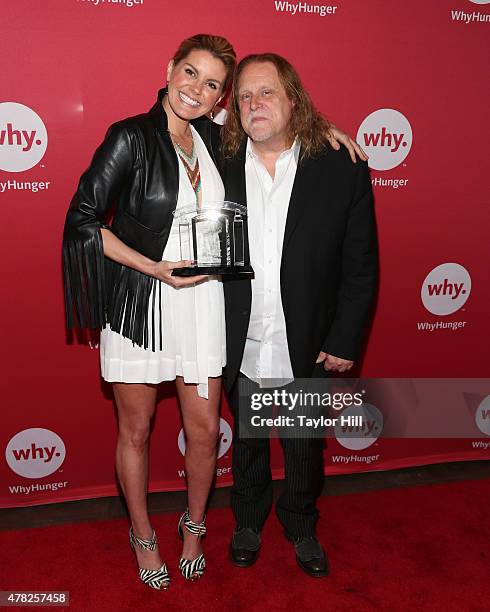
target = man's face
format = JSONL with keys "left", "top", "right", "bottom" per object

{"left": 237, "top": 61, "right": 294, "bottom": 148}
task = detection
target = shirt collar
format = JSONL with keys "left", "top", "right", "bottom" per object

{"left": 246, "top": 136, "right": 300, "bottom": 162}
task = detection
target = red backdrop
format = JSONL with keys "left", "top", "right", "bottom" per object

{"left": 1, "top": 0, "right": 489, "bottom": 508}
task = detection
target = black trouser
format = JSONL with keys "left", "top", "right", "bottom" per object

{"left": 228, "top": 371, "right": 326, "bottom": 538}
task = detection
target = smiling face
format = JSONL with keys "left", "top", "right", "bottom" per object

{"left": 237, "top": 61, "right": 294, "bottom": 149}
{"left": 165, "top": 49, "right": 227, "bottom": 122}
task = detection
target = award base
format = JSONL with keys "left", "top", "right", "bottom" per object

{"left": 172, "top": 265, "right": 254, "bottom": 277}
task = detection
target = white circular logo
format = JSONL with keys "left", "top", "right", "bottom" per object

{"left": 334, "top": 403, "right": 383, "bottom": 450}
{"left": 178, "top": 417, "right": 232, "bottom": 459}
{"left": 356, "top": 108, "right": 412, "bottom": 171}
{"left": 421, "top": 263, "right": 471, "bottom": 315}
{"left": 469, "top": 1, "right": 490, "bottom": 5}
{"left": 5, "top": 428, "right": 66, "bottom": 479}
{"left": 0, "top": 102, "right": 48, "bottom": 172}
{"left": 475, "top": 396, "right": 490, "bottom": 436}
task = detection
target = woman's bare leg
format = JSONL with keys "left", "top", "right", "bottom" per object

{"left": 176, "top": 377, "right": 222, "bottom": 560}
{"left": 113, "top": 382, "right": 162, "bottom": 570}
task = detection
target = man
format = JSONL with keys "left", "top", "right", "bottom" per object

{"left": 220, "top": 54, "right": 378, "bottom": 578}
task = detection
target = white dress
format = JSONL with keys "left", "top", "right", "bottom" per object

{"left": 99, "top": 125, "right": 226, "bottom": 399}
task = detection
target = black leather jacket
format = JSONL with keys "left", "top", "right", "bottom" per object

{"left": 62, "top": 88, "right": 221, "bottom": 350}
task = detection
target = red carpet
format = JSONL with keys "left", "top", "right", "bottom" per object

{"left": 1, "top": 478, "right": 489, "bottom": 612}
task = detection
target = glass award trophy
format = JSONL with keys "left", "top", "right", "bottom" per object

{"left": 171, "top": 201, "right": 254, "bottom": 277}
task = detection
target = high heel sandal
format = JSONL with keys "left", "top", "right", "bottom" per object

{"left": 177, "top": 508, "right": 207, "bottom": 581}
{"left": 129, "top": 527, "right": 170, "bottom": 590}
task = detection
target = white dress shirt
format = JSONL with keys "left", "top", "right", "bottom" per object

{"left": 240, "top": 137, "right": 300, "bottom": 387}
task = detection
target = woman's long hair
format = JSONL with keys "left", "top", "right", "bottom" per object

{"left": 221, "top": 53, "right": 331, "bottom": 160}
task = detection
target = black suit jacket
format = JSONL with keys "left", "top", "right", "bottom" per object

{"left": 222, "top": 143, "right": 378, "bottom": 392}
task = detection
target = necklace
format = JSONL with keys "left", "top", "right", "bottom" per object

{"left": 169, "top": 130, "right": 193, "bottom": 158}
{"left": 169, "top": 130, "right": 201, "bottom": 200}
{"left": 173, "top": 138, "right": 196, "bottom": 165}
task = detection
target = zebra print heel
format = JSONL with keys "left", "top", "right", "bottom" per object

{"left": 177, "top": 509, "right": 207, "bottom": 581}
{"left": 129, "top": 527, "right": 170, "bottom": 590}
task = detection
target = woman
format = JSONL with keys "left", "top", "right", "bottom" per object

{"left": 63, "top": 34, "right": 364, "bottom": 590}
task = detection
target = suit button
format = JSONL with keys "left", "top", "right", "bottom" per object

{"left": 242, "top": 310, "right": 249, "bottom": 315}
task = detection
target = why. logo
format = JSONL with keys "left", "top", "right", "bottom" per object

{"left": 421, "top": 263, "right": 471, "bottom": 315}
{"left": 178, "top": 417, "right": 232, "bottom": 459}
{"left": 5, "top": 428, "right": 66, "bottom": 478}
{"left": 475, "top": 396, "right": 490, "bottom": 436}
{"left": 334, "top": 403, "right": 383, "bottom": 451}
{"left": 357, "top": 109, "right": 412, "bottom": 171}
{"left": 0, "top": 102, "right": 48, "bottom": 172}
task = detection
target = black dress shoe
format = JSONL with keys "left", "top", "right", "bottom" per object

{"left": 229, "top": 527, "right": 261, "bottom": 567}
{"left": 286, "top": 534, "right": 329, "bottom": 578}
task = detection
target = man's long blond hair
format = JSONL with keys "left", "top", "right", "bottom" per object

{"left": 221, "top": 53, "right": 331, "bottom": 160}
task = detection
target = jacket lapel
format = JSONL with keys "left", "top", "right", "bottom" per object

{"left": 223, "top": 142, "right": 252, "bottom": 315}
{"left": 224, "top": 141, "right": 247, "bottom": 207}
{"left": 282, "top": 152, "right": 316, "bottom": 255}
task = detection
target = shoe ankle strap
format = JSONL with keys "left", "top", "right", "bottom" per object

{"left": 183, "top": 509, "right": 207, "bottom": 537}
{"left": 130, "top": 527, "right": 157, "bottom": 551}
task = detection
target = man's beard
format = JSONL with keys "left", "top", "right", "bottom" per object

{"left": 244, "top": 114, "right": 273, "bottom": 142}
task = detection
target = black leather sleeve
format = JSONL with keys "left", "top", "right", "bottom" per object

{"left": 62, "top": 122, "right": 133, "bottom": 330}
{"left": 322, "top": 161, "right": 379, "bottom": 361}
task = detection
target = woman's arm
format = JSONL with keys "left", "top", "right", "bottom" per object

{"left": 100, "top": 229, "right": 207, "bottom": 288}
{"left": 63, "top": 122, "right": 132, "bottom": 330}
{"left": 326, "top": 124, "right": 368, "bottom": 164}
